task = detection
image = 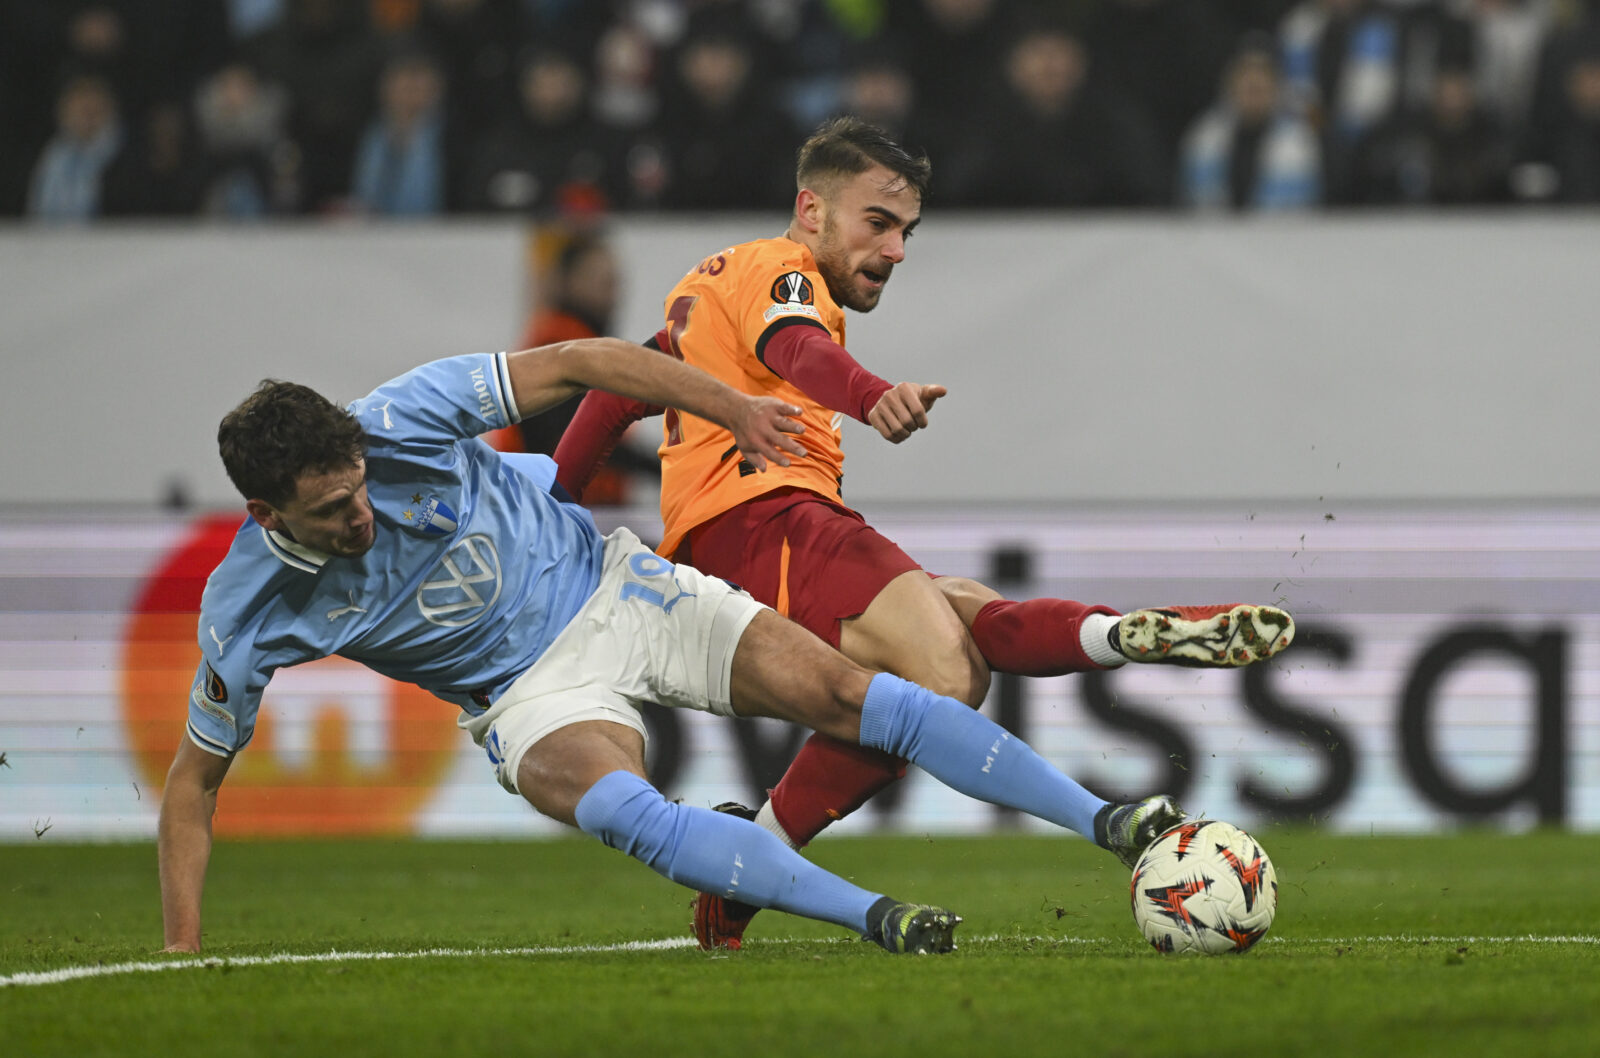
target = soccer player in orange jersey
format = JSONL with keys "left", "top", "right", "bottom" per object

{"left": 553, "top": 117, "right": 1295, "bottom": 949}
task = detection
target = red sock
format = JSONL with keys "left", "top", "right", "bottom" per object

{"left": 968, "top": 597, "right": 1120, "bottom": 676}
{"left": 767, "top": 733, "right": 908, "bottom": 846}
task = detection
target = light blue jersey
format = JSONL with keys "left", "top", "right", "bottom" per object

{"left": 184, "top": 352, "right": 606, "bottom": 757}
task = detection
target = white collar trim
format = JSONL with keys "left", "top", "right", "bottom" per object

{"left": 262, "top": 527, "right": 328, "bottom": 573}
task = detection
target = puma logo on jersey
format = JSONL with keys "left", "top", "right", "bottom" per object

{"left": 208, "top": 625, "right": 234, "bottom": 656}
{"left": 661, "top": 579, "right": 697, "bottom": 613}
{"left": 326, "top": 591, "right": 368, "bottom": 621}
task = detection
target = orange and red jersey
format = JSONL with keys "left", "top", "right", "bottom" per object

{"left": 552, "top": 235, "right": 893, "bottom": 555}
{"left": 654, "top": 237, "right": 853, "bottom": 557}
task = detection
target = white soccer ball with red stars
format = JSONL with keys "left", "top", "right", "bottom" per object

{"left": 1130, "top": 819, "right": 1278, "bottom": 954}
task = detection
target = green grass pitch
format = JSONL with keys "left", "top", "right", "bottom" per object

{"left": 3, "top": 830, "right": 1597, "bottom": 1058}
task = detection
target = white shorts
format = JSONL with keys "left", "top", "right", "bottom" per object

{"left": 458, "top": 527, "right": 766, "bottom": 796}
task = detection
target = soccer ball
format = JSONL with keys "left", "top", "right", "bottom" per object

{"left": 1130, "top": 819, "right": 1277, "bottom": 954}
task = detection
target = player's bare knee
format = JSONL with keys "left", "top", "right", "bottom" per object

{"left": 816, "top": 678, "right": 868, "bottom": 742}
{"left": 516, "top": 722, "right": 646, "bottom": 827}
{"left": 928, "top": 657, "right": 990, "bottom": 707}
{"left": 934, "top": 576, "right": 1002, "bottom": 627}
{"left": 729, "top": 610, "right": 874, "bottom": 738}
{"left": 812, "top": 651, "right": 873, "bottom": 737}
{"left": 767, "top": 662, "right": 867, "bottom": 743}
{"left": 897, "top": 625, "right": 989, "bottom": 706}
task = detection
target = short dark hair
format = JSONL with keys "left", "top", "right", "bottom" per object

{"left": 218, "top": 380, "right": 367, "bottom": 506}
{"left": 795, "top": 116, "right": 931, "bottom": 201}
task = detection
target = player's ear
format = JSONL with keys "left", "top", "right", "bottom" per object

{"left": 794, "top": 188, "right": 824, "bottom": 234}
{"left": 245, "top": 499, "right": 284, "bottom": 532}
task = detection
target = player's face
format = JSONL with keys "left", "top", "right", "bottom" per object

{"left": 813, "top": 164, "right": 921, "bottom": 313}
{"left": 261, "top": 461, "right": 376, "bottom": 558}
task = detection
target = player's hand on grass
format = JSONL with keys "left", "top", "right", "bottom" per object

{"left": 731, "top": 396, "right": 807, "bottom": 471}
{"left": 869, "top": 383, "right": 945, "bottom": 443}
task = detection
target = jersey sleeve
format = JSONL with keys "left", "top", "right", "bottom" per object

{"left": 348, "top": 352, "right": 520, "bottom": 448}
{"left": 731, "top": 262, "right": 840, "bottom": 372}
{"left": 183, "top": 636, "right": 275, "bottom": 758}
{"left": 757, "top": 324, "right": 892, "bottom": 422}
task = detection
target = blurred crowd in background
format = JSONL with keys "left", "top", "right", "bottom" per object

{"left": 6, "top": 0, "right": 1600, "bottom": 220}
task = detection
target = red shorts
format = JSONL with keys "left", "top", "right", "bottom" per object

{"left": 672, "top": 488, "right": 923, "bottom": 649}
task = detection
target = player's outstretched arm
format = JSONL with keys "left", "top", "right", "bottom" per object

{"left": 157, "top": 736, "right": 233, "bottom": 952}
{"left": 867, "top": 382, "right": 947, "bottom": 443}
{"left": 507, "top": 338, "right": 807, "bottom": 471}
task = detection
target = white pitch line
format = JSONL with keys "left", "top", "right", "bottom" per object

{"left": 4, "top": 933, "right": 1597, "bottom": 989}
{"left": 0, "top": 938, "right": 697, "bottom": 989}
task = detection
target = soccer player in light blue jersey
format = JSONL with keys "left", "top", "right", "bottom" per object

{"left": 160, "top": 338, "right": 1180, "bottom": 957}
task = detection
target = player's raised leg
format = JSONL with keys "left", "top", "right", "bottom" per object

{"left": 938, "top": 578, "right": 1297, "bottom": 672}
{"left": 512, "top": 719, "right": 960, "bottom": 954}
{"left": 759, "top": 580, "right": 1294, "bottom": 859}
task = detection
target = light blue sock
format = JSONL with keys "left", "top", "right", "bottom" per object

{"left": 859, "top": 672, "right": 1109, "bottom": 837}
{"left": 574, "top": 771, "right": 884, "bottom": 933}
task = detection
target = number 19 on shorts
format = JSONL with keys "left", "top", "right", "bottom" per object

{"left": 619, "top": 553, "right": 696, "bottom": 614}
